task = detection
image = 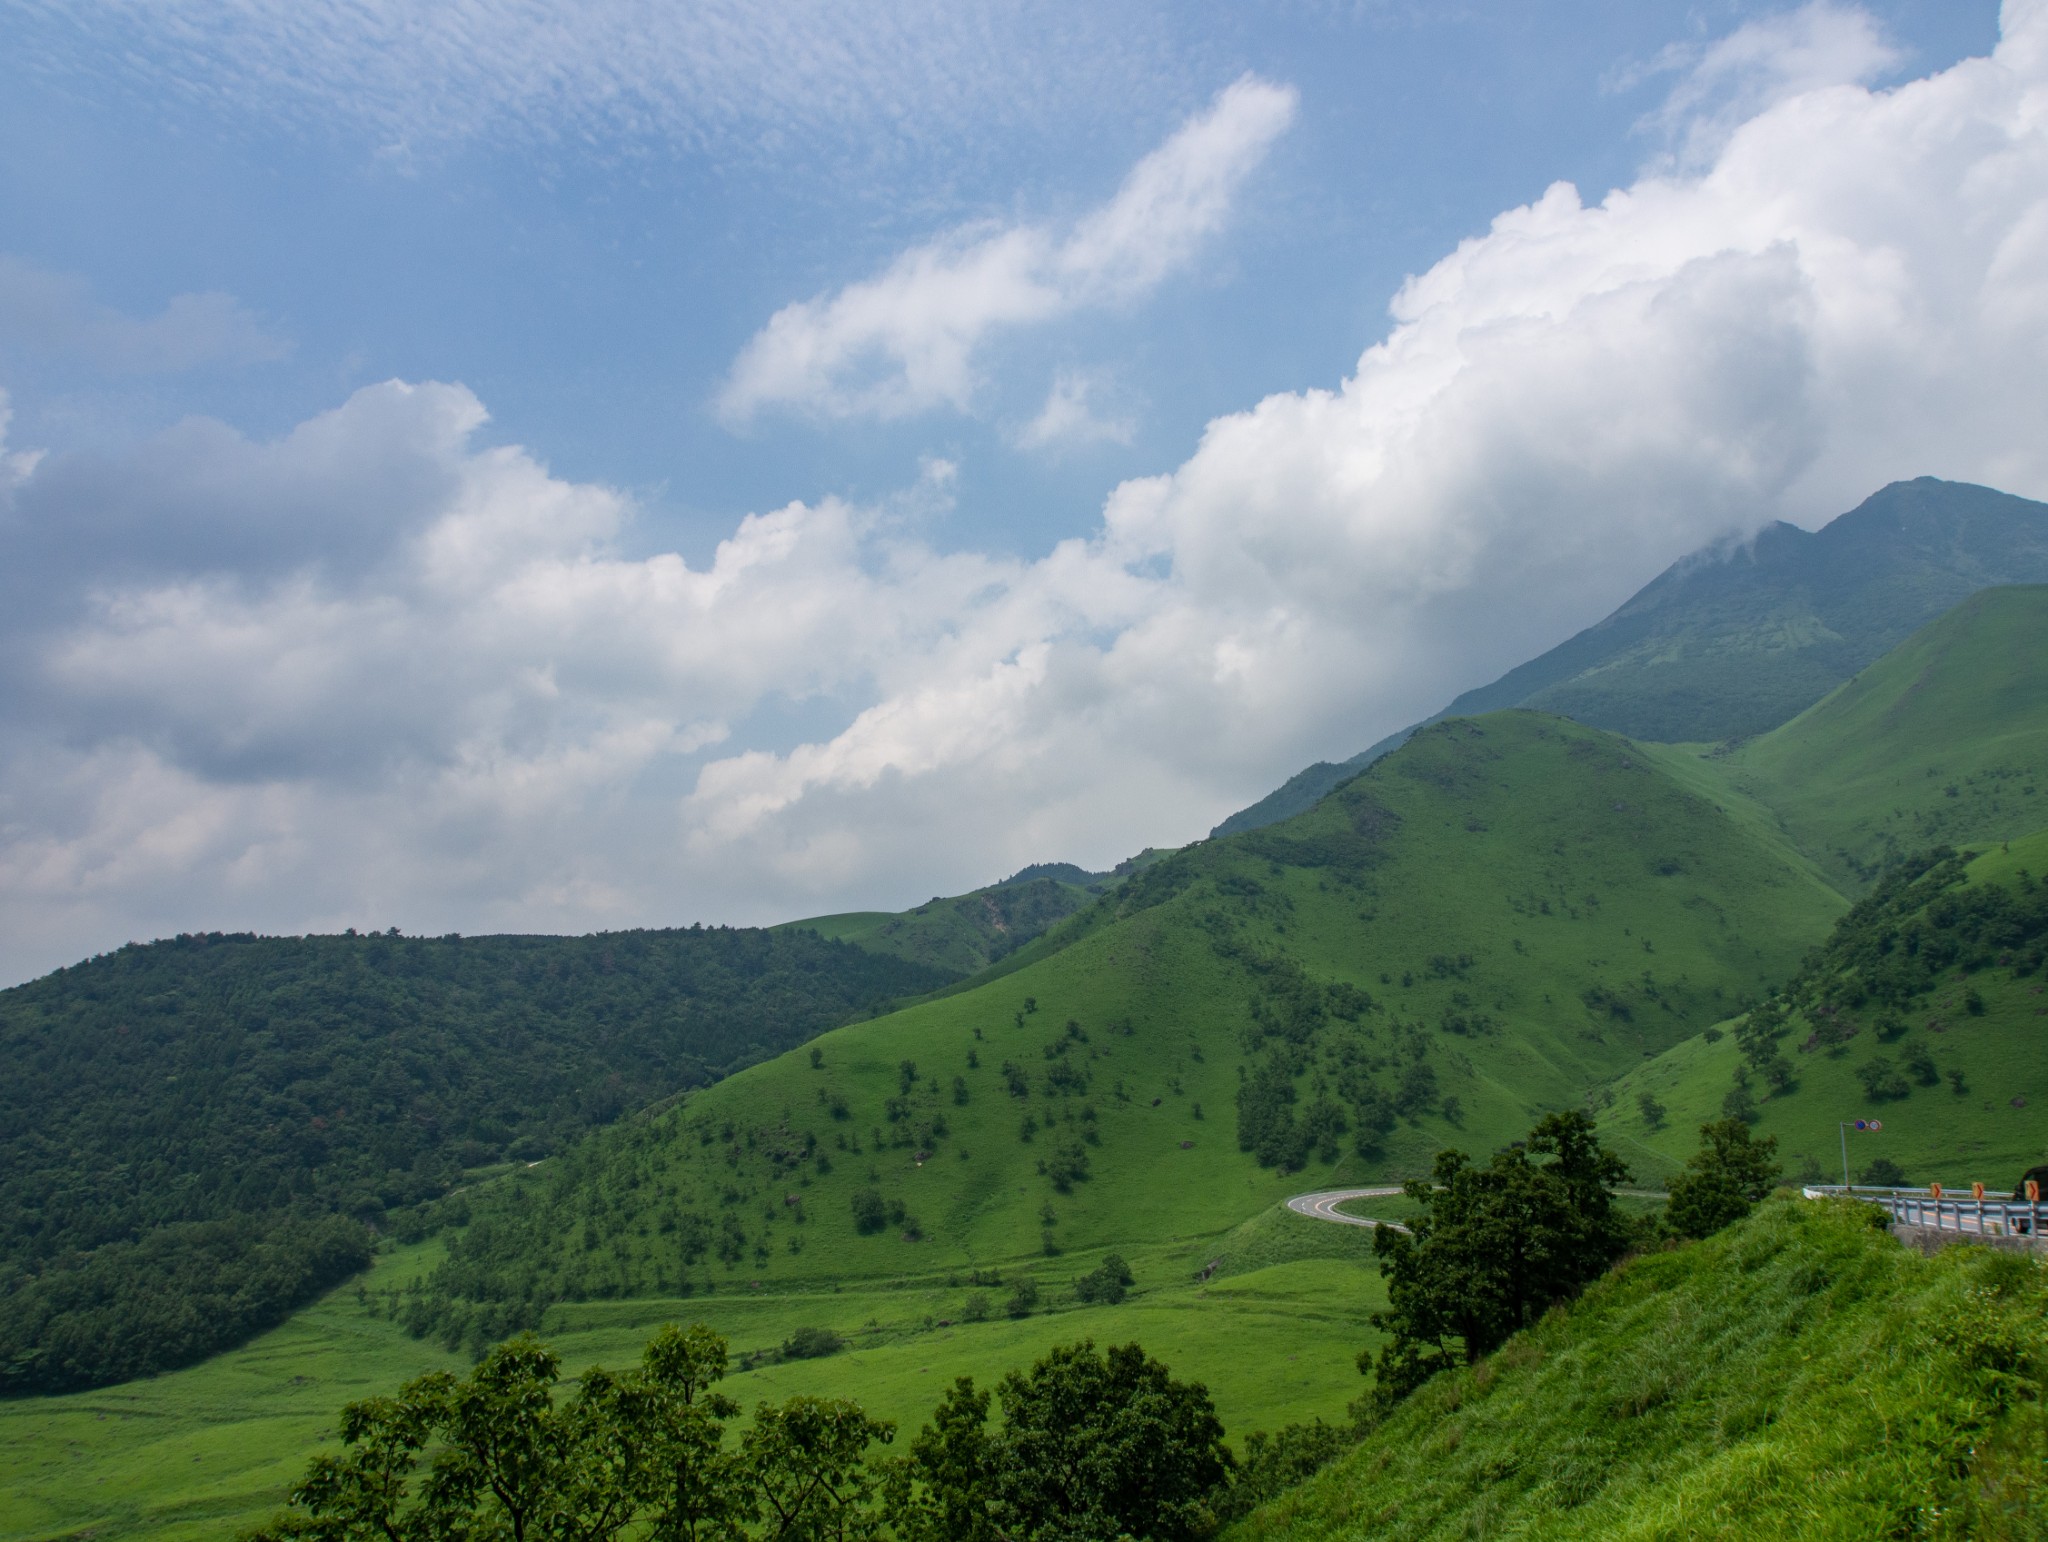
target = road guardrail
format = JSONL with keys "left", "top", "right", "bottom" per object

{"left": 1803, "top": 1184, "right": 2042, "bottom": 1238}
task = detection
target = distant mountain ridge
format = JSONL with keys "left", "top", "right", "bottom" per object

{"left": 1215, "top": 478, "right": 2048, "bottom": 837}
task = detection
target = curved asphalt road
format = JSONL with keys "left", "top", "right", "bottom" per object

{"left": 1286, "top": 1187, "right": 1411, "bottom": 1233}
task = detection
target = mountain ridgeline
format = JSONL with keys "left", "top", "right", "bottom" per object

{"left": 1216, "top": 477, "right": 2048, "bottom": 837}
{"left": 0, "top": 927, "right": 954, "bottom": 1393}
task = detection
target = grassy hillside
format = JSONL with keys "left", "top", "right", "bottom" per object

{"left": 402, "top": 712, "right": 1841, "bottom": 1344}
{"left": 1669, "top": 585, "right": 2048, "bottom": 889}
{"left": 780, "top": 867, "right": 1114, "bottom": 976}
{"left": 1231, "top": 1196, "right": 2048, "bottom": 1540}
{"left": 0, "top": 926, "right": 952, "bottom": 1392}
{"left": 1606, "top": 826, "right": 2048, "bottom": 1190}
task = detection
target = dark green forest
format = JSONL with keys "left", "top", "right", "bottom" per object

{"left": 0, "top": 926, "right": 953, "bottom": 1393}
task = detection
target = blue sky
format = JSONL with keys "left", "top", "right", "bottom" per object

{"left": 0, "top": 0, "right": 2035, "bottom": 982}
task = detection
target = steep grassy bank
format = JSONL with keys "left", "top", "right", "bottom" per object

{"left": 1232, "top": 1197, "right": 2048, "bottom": 1540}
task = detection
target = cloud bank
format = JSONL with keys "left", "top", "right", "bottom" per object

{"left": 717, "top": 77, "right": 1298, "bottom": 424}
{"left": 5, "top": 3, "right": 2048, "bottom": 982}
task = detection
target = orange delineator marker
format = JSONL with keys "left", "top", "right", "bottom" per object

{"left": 1930, "top": 1182, "right": 1943, "bottom": 1199}
{"left": 1973, "top": 1181, "right": 1985, "bottom": 1200}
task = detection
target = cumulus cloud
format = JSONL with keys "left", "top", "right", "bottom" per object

{"left": 6, "top": 3, "right": 2048, "bottom": 983}
{"left": 0, "top": 255, "right": 289, "bottom": 373}
{"left": 717, "top": 77, "right": 1298, "bottom": 424}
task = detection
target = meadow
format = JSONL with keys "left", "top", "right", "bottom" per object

{"left": 0, "top": 1207, "right": 1387, "bottom": 1541}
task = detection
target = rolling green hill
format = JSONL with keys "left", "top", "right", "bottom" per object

{"left": 0, "top": 927, "right": 953, "bottom": 1393}
{"left": 1664, "top": 585, "right": 2048, "bottom": 889}
{"left": 1605, "top": 826, "right": 2048, "bottom": 1191}
{"left": 1229, "top": 1196, "right": 2048, "bottom": 1541}
{"left": 1217, "top": 478, "right": 2048, "bottom": 837}
{"left": 400, "top": 711, "right": 1842, "bottom": 1346}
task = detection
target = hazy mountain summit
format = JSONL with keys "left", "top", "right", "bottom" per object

{"left": 1217, "top": 478, "right": 2048, "bottom": 836}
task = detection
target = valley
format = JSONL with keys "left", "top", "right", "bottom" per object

{"left": 4, "top": 488, "right": 2047, "bottom": 1539}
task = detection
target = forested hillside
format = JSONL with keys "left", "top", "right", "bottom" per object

{"left": 0, "top": 926, "right": 953, "bottom": 1392}
{"left": 386, "top": 712, "right": 1843, "bottom": 1350}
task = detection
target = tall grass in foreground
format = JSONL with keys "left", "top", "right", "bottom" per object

{"left": 1231, "top": 1198, "right": 2047, "bottom": 1540}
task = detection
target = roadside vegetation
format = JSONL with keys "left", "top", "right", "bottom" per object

{"left": 1233, "top": 1197, "right": 2048, "bottom": 1540}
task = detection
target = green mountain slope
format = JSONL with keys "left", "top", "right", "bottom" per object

{"left": 1231, "top": 1197, "right": 2048, "bottom": 1541}
{"left": 0, "top": 927, "right": 953, "bottom": 1391}
{"left": 779, "top": 865, "right": 1118, "bottom": 976}
{"left": 1606, "top": 827, "right": 2048, "bottom": 1190}
{"left": 1216, "top": 478, "right": 2048, "bottom": 837}
{"left": 1671, "top": 585, "right": 2048, "bottom": 888}
{"left": 405, "top": 712, "right": 1843, "bottom": 1342}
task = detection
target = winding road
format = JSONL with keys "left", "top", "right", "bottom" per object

{"left": 1286, "top": 1187, "right": 1412, "bottom": 1233}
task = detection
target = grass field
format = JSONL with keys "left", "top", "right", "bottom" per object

{"left": 0, "top": 1207, "right": 1388, "bottom": 1542}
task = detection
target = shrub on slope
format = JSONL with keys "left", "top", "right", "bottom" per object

{"left": 1232, "top": 1199, "right": 2047, "bottom": 1540}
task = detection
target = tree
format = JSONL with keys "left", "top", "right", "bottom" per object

{"left": 1361, "top": 1111, "right": 1634, "bottom": 1407}
{"left": 1073, "top": 1255, "right": 1134, "bottom": 1305}
{"left": 885, "top": 1341, "right": 1231, "bottom": 1542}
{"left": 740, "top": 1395, "right": 893, "bottom": 1541}
{"left": 1856, "top": 1057, "right": 1911, "bottom": 1101}
{"left": 248, "top": 1327, "right": 746, "bottom": 1542}
{"left": 1664, "top": 1119, "right": 1781, "bottom": 1240}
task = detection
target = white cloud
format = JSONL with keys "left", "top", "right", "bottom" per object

{"left": 6, "top": 3, "right": 2048, "bottom": 983}
{"left": 1014, "top": 372, "right": 1139, "bottom": 450}
{"left": 1633, "top": 1, "right": 1906, "bottom": 165}
{"left": 0, "top": 255, "right": 289, "bottom": 373}
{"left": 717, "top": 77, "right": 1298, "bottom": 424}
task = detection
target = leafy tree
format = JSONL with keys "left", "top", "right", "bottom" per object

{"left": 1073, "top": 1255, "right": 1134, "bottom": 1305}
{"left": 1361, "top": 1111, "right": 1634, "bottom": 1407}
{"left": 1664, "top": 1120, "right": 1781, "bottom": 1239}
{"left": 1856, "top": 1056, "right": 1911, "bottom": 1101}
{"left": 249, "top": 1327, "right": 752, "bottom": 1542}
{"left": 886, "top": 1341, "right": 1231, "bottom": 1542}
{"left": 740, "top": 1395, "right": 893, "bottom": 1541}
{"left": 1213, "top": 1420, "right": 1352, "bottom": 1523}
{"left": 1858, "top": 1157, "right": 1908, "bottom": 1188}
{"left": 848, "top": 1190, "right": 888, "bottom": 1236}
